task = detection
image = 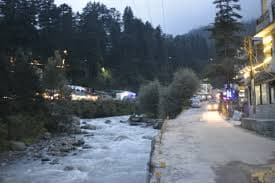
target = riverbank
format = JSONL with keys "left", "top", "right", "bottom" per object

{"left": 0, "top": 116, "right": 157, "bottom": 183}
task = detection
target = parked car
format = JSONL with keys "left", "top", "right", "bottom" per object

{"left": 207, "top": 100, "right": 219, "bottom": 111}
{"left": 191, "top": 99, "right": 201, "bottom": 108}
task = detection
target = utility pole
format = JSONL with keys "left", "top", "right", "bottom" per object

{"left": 244, "top": 37, "right": 256, "bottom": 115}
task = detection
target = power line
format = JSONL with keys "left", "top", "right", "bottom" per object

{"left": 161, "top": 0, "right": 166, "bottom": 32}
{"left": 132, "top": 0, "right": 138, "bottom": 15}
{"left": 147, "top": 0, "right": 153, "bottom": 23}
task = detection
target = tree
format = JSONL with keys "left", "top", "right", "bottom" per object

{"left": 159, "top": 69, "right": 200, "bottom": 119}
{"left": 138, "top": 80, "right": 161, "bottom": 118}
{"left": 211, "top": 0, "right": 242, "bottom": 58}
{"left": 43, "top": 51, "right": 67, "bottom": 98}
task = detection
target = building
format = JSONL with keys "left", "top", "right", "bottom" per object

{"left": 238, "top": 0, "right": 275, "bottom": 137}
{"left": 239, "top": 0, "right": 275, "bottom": 118}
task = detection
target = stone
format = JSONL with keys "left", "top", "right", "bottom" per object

{"left": 10, "top": 141, "right": 26, "bottom": 151}
{"left": 64, "top": 166, "right": 74, "bottom": 171}
{"left": 42, "top": 132, "right": 52, "bottom": 140}
{"left": 84, "top": 133, "right": 95, "bottom": 137}
{"left": 72, "top": 116, "right": 80, "bottom": 125}
{"left": 73, "top": 138, "right": 85, "bottom": 146}
{"left": 60, "top": 146, "right": 76, "bottom": 153}
{"left": 41, "top": 157, "right": 51, "bottom": 162}
{"left": 104, "top": 120, "right": 112, "bottom": 124}
{"left": 71, "top": 126, "right": 82, "bottom": 134}
{"left": 81, "top": 124, "right": 97, "bottom": 130}
{"left": 129, "top": 121, "right": 142, "bottom": 126}
{"left": 49, "top": 158, "right": 59, "bottom": 165}
{"left": 129, "top": 115, "right": 143, "bottom": 122}
{"left": 142, "top": 136, "right": 154, "bottom": 140}
{"left": 82, "top": 144, "right": 92, "bottom": 149}
{"left": 120, "top": 120, "right": 127, "bottom": 123}
{"left": 114, "top": 135, "right": 129, "bottom": 141}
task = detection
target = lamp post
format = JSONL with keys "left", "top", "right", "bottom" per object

{"left": 244, "top": 37, "right": 256, "bottom": 115}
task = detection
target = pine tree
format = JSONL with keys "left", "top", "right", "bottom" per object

{"left": 211, "top": 0, "right": 242, "bottom": 58}
{"left": 43, "top": 51, "right": 67, "bottom": 98}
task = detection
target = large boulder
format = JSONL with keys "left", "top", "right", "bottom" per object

{"left": 10, "top": 141, "right": 26, "bottom": 151}
{"left": 72, "top": 138, "right": 85, "bottom": 146}
{"left": 72, "top": 116, "right": 80, "bottom": 126}
{"left": 81, "top": 124, "right": 97, "bottom": 130}
{"left": 104, "top": 120, "right": 112, "bottom": 124}
{"left": 129, "top": 115, "right": 143, "bottom": 122}
{"left": 42, "top": 132, "right": 52, "bottom": 140}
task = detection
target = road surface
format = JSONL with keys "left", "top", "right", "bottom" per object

{"left": 150, "top": 105, "right": 275, "bottom": 183}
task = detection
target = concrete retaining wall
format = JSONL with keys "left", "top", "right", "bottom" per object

{"left": 249, "top": 104, "right": 275, "bottom": 119}
{"left": 242, "top": 118, "right": 275, "bottom": 137}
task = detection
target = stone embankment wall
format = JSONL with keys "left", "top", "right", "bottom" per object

{"left": 242, "top": 118, "right": 275, "bottom": 138}
{"left": 148, "top": 120, "right": 168, "bottom": 183}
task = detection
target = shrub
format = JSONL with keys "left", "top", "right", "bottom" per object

{"left": 7, "top": 113, "right": 46, "bottom": 141}
{"left": 68, "top": 100, "right": 136, "bottom": 119}
{"left": 138, "top": 81, "right": 161, "bottom": 118}
{"left": 44, "top": 100, "right": 75, "bottom": 133}
{"left": 158, "top": 68, "right": 200, "bottom": 119}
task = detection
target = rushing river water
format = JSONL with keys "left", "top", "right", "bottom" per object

{"left": 0, "top": 116, "right": 157, "bottom": 183}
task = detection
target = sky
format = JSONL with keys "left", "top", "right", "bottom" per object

{"left": 55, "top": 0, "right": 261, "bottom": 35}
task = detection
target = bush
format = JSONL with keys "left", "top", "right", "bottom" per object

{"left": 138, "top": 81, "right": 161, "bottom": 118}
{"left": 6, "top": 113, "right": 47, "bottom": 141}
{"left": 158, "top": 68, "right": 200, "bottom": 119}
{"left": 68, "top": 100, "right": 136, "bottom": 119}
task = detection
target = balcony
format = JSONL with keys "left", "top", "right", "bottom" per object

{"left": 256, "top": 10, "right": 272, "bottom": 33}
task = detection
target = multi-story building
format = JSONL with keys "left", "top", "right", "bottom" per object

{"left": 240, "top": 0, "right": 275, "bottom": 119}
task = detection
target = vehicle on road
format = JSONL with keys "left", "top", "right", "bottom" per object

{"left": 207, "top": 100, "right": 219, "bottom": 111}
{"left": 191, "top": 99, "right": 201, "bottom": 108}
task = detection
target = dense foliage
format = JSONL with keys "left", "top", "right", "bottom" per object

{"left": 69, "top": 100, "right": 136, "bottom": 119}
{"left": 138, "top": 69, "right": 200, "bottom": 119}
{"left": 205, "top": 0, "right": 243, "bottom": 87}
{"left": 138, "top": 81, "right": 161, "bottom": 118}
{"left": 0, "top": 0, "right": 211, "bottom": 91}
{"left": 159, "top": 69, "right": 200, "bottom": 119}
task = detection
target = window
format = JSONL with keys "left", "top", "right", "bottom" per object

{"left": 255, "top": 85, "right": 261, "bottom": 105}
{"left": 261, "top": 83, "right": 269, "bottom": 104}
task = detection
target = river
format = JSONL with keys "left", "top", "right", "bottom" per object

{"left": 0, "top": 116, "right": 157, "bottom": 183}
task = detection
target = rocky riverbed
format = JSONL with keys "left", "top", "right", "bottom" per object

{"left": 0, "top": 116, "right": 158, "bottom": 183}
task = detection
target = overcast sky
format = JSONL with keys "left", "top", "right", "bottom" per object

{"left": 55, "top": 0, "right": 261, "bottom": 35}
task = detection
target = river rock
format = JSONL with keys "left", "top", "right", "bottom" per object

{"left": 82, "top": 144, "right": 92, "bottom": 149}
{"left": 72, "top": 116, "right": 80, "bottom": 125}
{"left": 104, "top": 120, "right": 112, "bottom": 124}
{"left": 50, "top": 158, "right": 59, "bottom": 165}
{"left": 153, "top": 120, "right": 164, "bottom": 129}
{"left": 129, "top": 115, "right": 143, "bottom": 122}
{"left": 81, "top": 124, "right": 96, "bottom": 130}
{"left": 120, "top": 120, "right": 127, "bottom": 123}
{"left": 41, "top": 157, "right": 51, "bottom": 162}
{"left": 72, "top": 138, "right": 85, "bottom": 146}
{"left": 10, "top": 141, "right": 26, "bottom": 151}
{"left": 114, "top": 135, "right": 129, "bottom": 141}
{"left": 42, "top": 132, "right": 52, "bottom": 140}
{"left": 64, "top": 166, "right": 74, "bottom": 171}
{"left": 71, "top": 125, "right": 82, "bottom": 134}
{"left": 84, "top": 133, "right": 95, "bottom": 137}
{"left": 142, "top": 136, "right": 154, "bottom": 140}
{"left": 129, "top": 121, "right": 142, "bottom": 126}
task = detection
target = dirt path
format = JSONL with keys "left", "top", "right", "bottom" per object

{"left": 150, "top": 106, "right": 275, "bottom": 183}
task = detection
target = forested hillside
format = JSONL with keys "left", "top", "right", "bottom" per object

{"left": 0, "top": 1, "right": 212, "bottom": 91}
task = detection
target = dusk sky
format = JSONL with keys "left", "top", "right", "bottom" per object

{"left": 55, "top": 0, "right": 261, "bottom": 35}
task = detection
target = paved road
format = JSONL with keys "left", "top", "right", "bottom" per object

{"left": 150, "top": 105, "right": 275, "bottom": 183}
